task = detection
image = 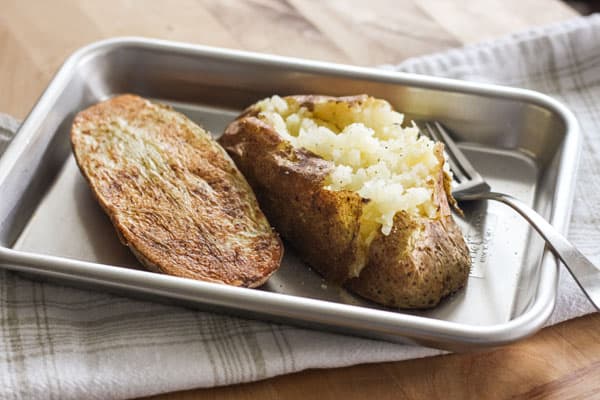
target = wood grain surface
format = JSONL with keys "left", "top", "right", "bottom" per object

{"left": 1, "top": 1, "right": 597, "bottom": 399}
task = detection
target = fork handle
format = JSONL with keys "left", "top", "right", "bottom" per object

{"left": 460, "top": 191, "right": 600, "bottom": 311}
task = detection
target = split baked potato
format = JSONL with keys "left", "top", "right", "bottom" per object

{"left": 219, "top": 95, "right": 470, "bottom": 308}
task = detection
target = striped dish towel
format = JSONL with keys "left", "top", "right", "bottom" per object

{"left": 1, "top": 14, "right": 599, "bottom": 400}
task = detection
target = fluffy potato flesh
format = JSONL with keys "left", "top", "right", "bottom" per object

{"left": 256, "top": 95, "right": 444, "bottom": 277}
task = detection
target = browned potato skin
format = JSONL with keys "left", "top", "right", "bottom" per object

{"left": 346, "top": 163, "right": 471, "bottom": 308}
{"left": 71, "top": 94, "right": 283, "bottom": 288}
{"left": 219, "top": 95, "right": 470, "bottom": 308}
{"left": 219, "top": 116, "right": 364, "bottom": 283}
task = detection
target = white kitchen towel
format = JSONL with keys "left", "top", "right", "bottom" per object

{"left": 1, "top": 13, "right": 599, "bottom": 400}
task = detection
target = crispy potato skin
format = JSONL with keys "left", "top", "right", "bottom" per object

{"left": 346, "top": 165, "right": 471, "bottom": 308}
{"left": 219, "top": 95, "right": 470, "bottom": 308}
{"left": 220, "top": 117, "right": 364, "bottom": 283}
{"left": 71, "top": 94, "right": 282, "bottom": 288}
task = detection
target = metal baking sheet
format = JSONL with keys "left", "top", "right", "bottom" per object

{"left": 0, "top": 38, "right": 580, "bottom": 350}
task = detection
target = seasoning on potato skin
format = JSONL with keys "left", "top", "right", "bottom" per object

{"left": 71, "top": 94, "right": 283, "bottom": 287}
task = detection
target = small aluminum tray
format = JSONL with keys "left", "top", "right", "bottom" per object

{"left": 0, "top": 38, "right": 580, "bottom": 350}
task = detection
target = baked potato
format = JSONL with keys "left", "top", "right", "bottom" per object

{"left": 219, "top": 95, "right": 470, "bottom": 308}
{"left": 71, "top": 94, "right": 282, "bottom": 287}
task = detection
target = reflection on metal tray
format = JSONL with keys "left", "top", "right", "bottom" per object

{"left": 0, "top": 38, "right": 580, "bottom": 350}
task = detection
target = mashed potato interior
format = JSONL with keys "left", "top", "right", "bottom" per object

{"left": 256, "top": 95, "right": 442, "bottom": 253}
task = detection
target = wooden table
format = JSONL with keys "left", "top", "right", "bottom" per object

{"left": 2, "top": 1, "right": 598, "bottom": 399}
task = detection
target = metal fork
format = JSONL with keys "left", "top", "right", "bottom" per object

{"left": 417, "top": 121, "right": 600, "bottom": 311}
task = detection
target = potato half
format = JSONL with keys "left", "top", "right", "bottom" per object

{"left": 219, "top": 95, "right": 470, "bottom": 308}
{"left": 71, "top": 95, "right": 283, "bottom": 287}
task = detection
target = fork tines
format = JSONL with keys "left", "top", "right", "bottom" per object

{"left": 415, "top": 120, "right": 490, "bottom": 197}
